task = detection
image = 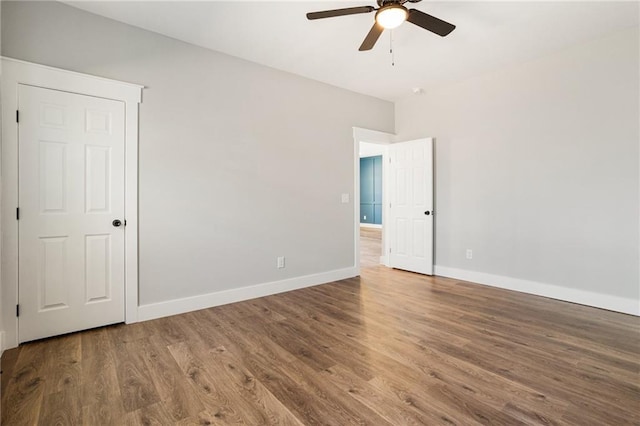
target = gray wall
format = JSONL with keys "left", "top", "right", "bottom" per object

{"left": 1, "top": 1, "right": 394, "bottom": 305}
{"left": 396, "top": 27, "right": 639, "bottom": 300}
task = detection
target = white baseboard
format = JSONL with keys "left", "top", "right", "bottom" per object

{"left": 137, "top": 266, "right": 358, "bottom": 322}
{"left": 360, "top": 223, "right": 382, "bottom": 229}
{"left": 434, "top": 266, "right": 639, "bottom": 316}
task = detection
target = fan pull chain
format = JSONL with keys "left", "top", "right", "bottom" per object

{"left": 390, "top": 30, "right": 395, "bottom": 66}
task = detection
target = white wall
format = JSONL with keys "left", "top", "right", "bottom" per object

{"left": 396, "top": 27, "right": 639, "bottom": 310}
{"left": 1, "top": 2, "right": 394, "bottom": 312}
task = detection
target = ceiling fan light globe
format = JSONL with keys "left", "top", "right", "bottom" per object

{"left": 375, "top": 5, "right": 408, "bottom": 29}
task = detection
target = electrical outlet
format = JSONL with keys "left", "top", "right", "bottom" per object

{"left": 466, "top": 249, "right": 473, "bottom": 260}
{"left": 341, "top": 193, "right": 350, "bottom": 203}
{"left": 277, "top": 256, "right": 285, "bottom": 269}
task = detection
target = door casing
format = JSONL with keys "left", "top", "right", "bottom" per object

{"left": 353, "top": 129, "right": 435, "bottom": 276}
{"left": 1, "top": 57, "right": 143, "bottom": 349}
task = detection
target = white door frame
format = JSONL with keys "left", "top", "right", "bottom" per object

{"left": 1, "top": 57, "right": 143, "bottom": 349}
{"left": 352, "top": 127, "right": 394, "bottom": 275}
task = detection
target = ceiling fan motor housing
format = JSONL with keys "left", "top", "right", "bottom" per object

{"left": 377, "top": 0, "right": 420, "bottom": 6}
{"left": 375, "top": 4, "right": 409, "bottom": 29}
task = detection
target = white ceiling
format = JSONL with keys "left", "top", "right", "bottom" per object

{"left": 64, "top": 1, "right": 639, "bottom": 101}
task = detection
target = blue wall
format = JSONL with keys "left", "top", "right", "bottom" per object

{"left": 360, "top": 156, "right": 382, "bottom": 225}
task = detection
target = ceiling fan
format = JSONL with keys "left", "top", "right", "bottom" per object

{"left": 306, "top": 0, "right": 456, "bottom": 51}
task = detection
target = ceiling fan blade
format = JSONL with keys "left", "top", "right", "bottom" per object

{"left": 407, "top": 9, "right": 455, "bottom": 36}
{"left": 307, "top": 6, "right": 375, "bottom": 20}
{"left": 359, "top": 22, "right": 384, "bottom": 51}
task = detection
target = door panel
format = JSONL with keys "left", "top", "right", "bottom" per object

{"left": 39, "top": 236, "right": 69, "bottom": 310}
{"left": 39, "top": 141, "right": 68, "bottom": 213}
{"left": 388, "top": 139, "right": 433, "bottom": 275}
{"left": 85, "top": 234, "right": 112, "bottom": 303}
{"left": 85, "top": 146, "right": 112, "bottom": 213}
{"left": 18, "top": 84, "right": 126, "bottom": 342}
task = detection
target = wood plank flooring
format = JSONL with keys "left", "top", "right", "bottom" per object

{"left": 359, "top": 226, "right": 383, "bottom": 269}
{"left": 2, "top": 230, "right": 639, "bottom": 425}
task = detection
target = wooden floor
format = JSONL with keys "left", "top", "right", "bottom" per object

{"left": 2, "top": 230, "right": 639, "bottom": 425}
{"left": 359, "top": 226, "right": 382, "bottom": 268}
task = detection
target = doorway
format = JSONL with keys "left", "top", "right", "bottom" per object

{"left": 1, "top": 58, "right": 142, "bottom": 348}
{"left": 353, "top": 128, "right": 434, "bottom": 277}
{"left": 353, "top": 127, "right": 393, "bottom": 274}
{"left": 359, "top": 143, "right": 387, "bottom": 270}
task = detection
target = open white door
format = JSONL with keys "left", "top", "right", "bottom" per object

{"left": 388, "top": 138, "right": 433, "bottom": 275}
{"left": 18, "top": 84, "right": 126, "bottom": 342}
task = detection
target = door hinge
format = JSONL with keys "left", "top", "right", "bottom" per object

{"left": 16, "top": 304, "right": 20, "bottom": 317}
{"left": 16, "top": 207, "right": 20, "bottom": 220}
{"left": 16, "top": 110, "right": 19, "bottom": 123}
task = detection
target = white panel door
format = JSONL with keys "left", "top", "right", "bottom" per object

{"left": 388, "top": 138, "right": 433, "bottom": 275}
{"left": 18, "top": 84, "right": 125, "bottom": 342}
